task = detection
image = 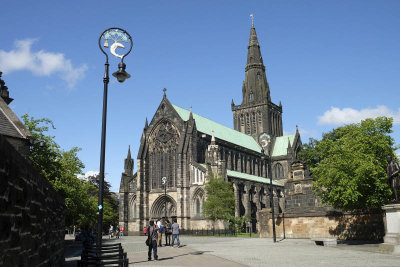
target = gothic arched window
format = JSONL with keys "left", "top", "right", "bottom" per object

{"left": 196, "top": 198, "right": 201, "bottom": 216}
{"left": 249, "top": 92, "right": 254, "bottom": 101}
{"left": 149, "top": 120, "right": 179, "bottom": 190}
{"left": 273, "top": 163, "right": 284, "bottom": 179}
{"left": 246, "top": 114, "right": 250, "bottom": 134}
{"left": 252, "top": 112, "right": 256, "bottom": 133}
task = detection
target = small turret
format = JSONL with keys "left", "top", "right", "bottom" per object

{"left": 0, "top": 72, "right": 13, "bottom": 105}
{"left": 124, "top": 145, "right": 134, "bottom": 175}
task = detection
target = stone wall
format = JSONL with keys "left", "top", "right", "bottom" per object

{"left": 0, "top": 134, "right": 65, "bottom": 266}
{"left": 258, "top": 209, "right": 384, "bottom": 241}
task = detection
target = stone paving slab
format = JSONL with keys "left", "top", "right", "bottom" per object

{"left": 65, "top": 235, "right": 400, "bottom": 266}
{"left": 127, "top": 245, "right": 245, "bottom": 266}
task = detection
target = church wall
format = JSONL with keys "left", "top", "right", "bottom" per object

{"left": 258, "top": 210, "right": 384, "bottom": 241}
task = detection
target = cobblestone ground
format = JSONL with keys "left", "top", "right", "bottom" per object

{"left": 66, "top": 235, "right": 400, "bottom": 266}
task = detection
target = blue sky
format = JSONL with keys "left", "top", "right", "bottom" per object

{"left": 1, "top": 1, "right": 399, "bottom": 192}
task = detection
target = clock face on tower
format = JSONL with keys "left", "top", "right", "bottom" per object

{"left": 259, "top": 133, "right": 270, "bottom": 149}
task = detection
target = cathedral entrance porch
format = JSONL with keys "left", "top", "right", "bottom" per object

{"left": 149, "top": 194, "right": 177, "bottom": 220}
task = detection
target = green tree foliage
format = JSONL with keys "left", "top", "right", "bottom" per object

{"left": 203, "top": 173, "right": 235, "bottom": 222}
{"left": 22, "top": 115, "right": 61, "bottom": 181}
{"left": 86, "top": 174, "right": 119, "bottom": 230}
{"left": 227, "top": 215, "right": 248, "bottom": 233}
{"left": 298, "top": 117, "right": 396, "bottom": 211}
{"left": 22, "top": 114, "right": 98, "bottom": 228}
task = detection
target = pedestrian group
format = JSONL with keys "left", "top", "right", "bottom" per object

{"left": 145, "top": 218, "right": 181, "bottom": 261}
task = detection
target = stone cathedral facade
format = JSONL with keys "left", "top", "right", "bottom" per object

{"left": 119, "top": 24, "right": 307, "bottom": 235}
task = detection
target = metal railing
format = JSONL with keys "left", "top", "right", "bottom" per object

{"left": 179, "top": 228, "right": 257, "bottom": 238}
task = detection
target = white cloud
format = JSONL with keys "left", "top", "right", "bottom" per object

{"left": 0, "top": 39, "right": 87, "bottom": 88}
{"left": 318, "top": 106, "right": 400, "bottom": 125}
{"left": 77, "top": 170, "right": 99, "bottom": 180}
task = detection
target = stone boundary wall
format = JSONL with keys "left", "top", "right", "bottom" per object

{"left": 258, "top": 209, "right": 384, "bottom": 241}
{"left": 0, "top": 134, "right": 65, "bottom": 266}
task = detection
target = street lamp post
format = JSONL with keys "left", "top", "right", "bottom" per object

{"left": 162, "top": 176, "right": 167, "bottom": 245}
{"left": 97, "top": 28, "right": 133, "bottom": 247}
{"left": 162, "top": 176, "right": 167, "bottom": 219}
{"left": 262, "top": 144, "right": 276, "bottom": 243}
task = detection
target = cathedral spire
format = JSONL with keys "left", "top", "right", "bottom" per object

{"left": 242, "top": 23, "right": 270, "bottom": 105}
{"left": 144, "top": 117, "right": 148, "bottom": 129}
{"left": 211, "top": 130, "right": 216, "bottom": 144}
{"left": 127, "top": 145, "right": 131, "bottom": 159}
{"left": 189, "top": 106, "right": 193, "bottom": 120}
{"left": 232, "top": 22, "right": 282, "bottom": 139}
{"left": 124, "top": 145, "right": 133, "bottom": 175}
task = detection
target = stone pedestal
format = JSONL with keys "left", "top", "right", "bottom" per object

{"left": 379, "top": 203, "right": 400, "bottom": 255}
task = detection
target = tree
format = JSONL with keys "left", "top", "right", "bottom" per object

{"left": 22, "top": 114, "right": 98, "bottom": 228}
{"left": 86, "top": 174, "right": 119, "bottom": 230}
{"left": 203, "top": 173, "right": 235, "bottom": 223}
{"left": 22, "top": 115, "right": 61, "bottom": 181}
{"left": 298, "top": 117, "right": 396, "bottom": 211}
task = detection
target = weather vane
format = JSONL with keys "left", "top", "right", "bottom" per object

{"left": 250, "top": 14, "right": 254, "bottom": 26}
{"left": 99, "top": 28, "right": 133, "bottom": 61}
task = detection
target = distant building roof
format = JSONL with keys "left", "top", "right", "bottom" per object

{"left": 172, "top": 104, "right": 262, "bottom": 153}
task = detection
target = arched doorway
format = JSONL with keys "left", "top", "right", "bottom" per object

{"left": 150, "top": 195, "right": 177, "bottom": 221}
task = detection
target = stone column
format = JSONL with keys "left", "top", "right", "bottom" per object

{"left": 233, "top": 181, "right": 240, "bottom": 217}
{"left": 182, "top": 153, "right": 190, "bottom": 230}
{"left": 263, "top": 186, "right": 270, "bottom": 208}
{"left": 238, "top": 154, "right": 242, "bottom": 172}
{"left": 254, "top": 186, "right": 261, "bottom": 211}
{"left": 176, "top": 153, "right": 183, "bottom": 227}
{"left": 255, "top": 159, "right": 259, "bottom": 176}
{"left": 227, "top": 150, "right": 232, "bottom": 170}
{"left": 242, "top": 184, "right": 250, "bottom": 217}
{"left": 254, "top": 186, "right": 261, "bottom": 232}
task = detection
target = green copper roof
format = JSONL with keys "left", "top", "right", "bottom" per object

{"left": 272, "top": 135, "right": 295, "bottom": 157}
{"left": 172, "top": 104, "right": 262, "bottom": 153}
{"left": 227, "top": 169, "right": 283, "bottom": 186}
{"left": 198, "top": 163, "right": 282, "bottom": 186}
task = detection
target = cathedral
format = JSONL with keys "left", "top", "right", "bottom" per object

{"left": 119, "top": 23, "right": 304, "bottom": 235}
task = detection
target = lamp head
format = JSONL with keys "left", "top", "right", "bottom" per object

{"left": 112, "top": 62, "right": 131, "bottom": 83}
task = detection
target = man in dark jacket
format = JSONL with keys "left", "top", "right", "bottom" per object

{"left": 147, "top": 220, "right": 159, "bottom": 261}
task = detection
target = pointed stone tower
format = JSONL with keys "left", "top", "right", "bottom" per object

{"left": 119, "top": 145, "right": 135, "bottom": 234}
{"left": 232, "top": 23, "right": 283, "bottom": 140}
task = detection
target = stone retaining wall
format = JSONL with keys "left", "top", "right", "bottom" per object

{"left": 258, "top": 208, "right": 384, "bottom": 241}
{"left": 0, "top": 134, "right": 65, "bottom": 266}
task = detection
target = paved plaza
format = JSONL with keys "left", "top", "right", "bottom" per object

{"left": 65, "top": 235, "right": 400, "bottom": 266}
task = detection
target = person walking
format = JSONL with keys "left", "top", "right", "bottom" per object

{"left": 171, "top": 219, "right": 180, "bottom": 248}
{"left": 109, "top": 224, "right": 114, "bottom": 239}
{"left": 157, "top": 218, "right": 164, "bottom": 247}
{"left": 116, "top": 227, "right": 120, "bottom": 239}
{"left": 165, "top": 219, "right": 172, "bottom": 246}
{"left": 147, "top": 220, "right": 159, "bottom": 261}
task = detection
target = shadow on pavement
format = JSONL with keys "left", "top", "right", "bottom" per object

{"left": 129, "top": 250, "right": 213, "bottom": 265}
